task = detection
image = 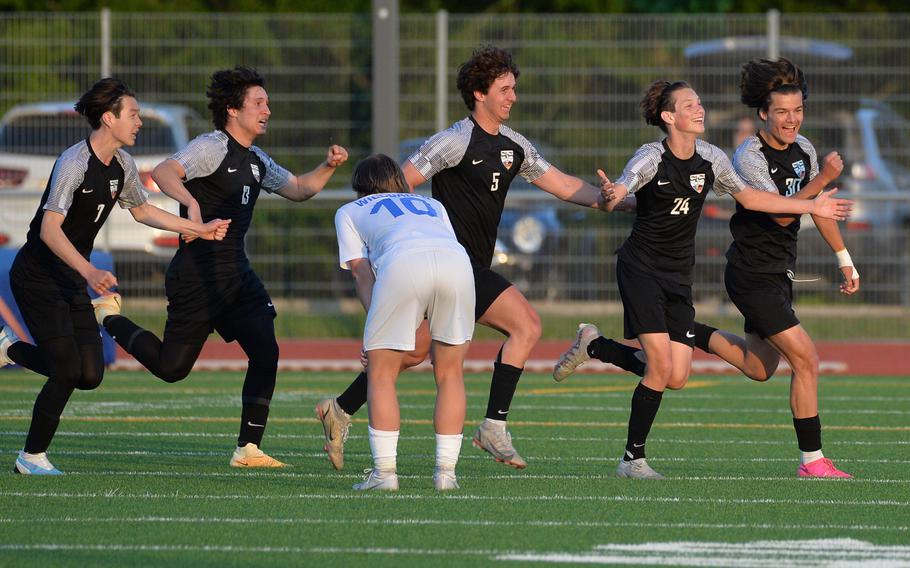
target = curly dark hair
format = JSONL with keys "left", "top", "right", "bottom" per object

{"left": 351, "top": 154, "right": 409, "bottom": 197}
{"left": 640, "top": 80, "right": 691, "bottom": 133}
{"left": 456, "top": 45, "right": 520, "bottom": 111}
{"left": 206, "top": 66, "right": 265, "bottom": 131}
{"left": 74, "top": 77, "right": 135, "bottom": 130}
{"left": 740, "top": 57, "right": 808, "bottom": 115}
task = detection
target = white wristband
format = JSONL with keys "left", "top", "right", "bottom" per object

{"left": 835, "top": 249, "right": 859, "bottom": 279}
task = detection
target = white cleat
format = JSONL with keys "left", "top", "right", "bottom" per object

{"left": 14, "top": 451, "right": 63, "bottom": 475}
{"left": 433, "top": 466, "right": 459, "bottom": 491}
{"left": 472, "top": 420, "right": 527, "bottom": 469}
{"left": 616, "top": 457, "right": 665, "bottom": 480}
{"left": 353, "top": 468, "right": 399, "bottom": 491}
{"left": 553, "top": 323, "right": 601, "bottom": 382}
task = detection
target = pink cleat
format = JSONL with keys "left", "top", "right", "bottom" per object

{"left": 797, "top": 457, "right": 852, "bottom": 478}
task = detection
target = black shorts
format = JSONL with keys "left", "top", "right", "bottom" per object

{"left": 472, "top": 262, "right": 512, "bottom": 321}
{"left": 616, "top": 259, "right": 695, "bottom": 346}
{"left": 724, "top": 264, "right": 799, "bottom": 339}
{"left": 163, "top": 270, "right": 276, "bottom": 345}
{"left": 10, "top": 280, "right": 100, "bottom": 345}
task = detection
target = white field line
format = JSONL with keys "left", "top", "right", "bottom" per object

{"left": 0, "top": 491, "right": 906, "bottom": 507}
{"left": 1, "top": 430, "right": 907, "bottom": 446}
{"left": 14, "top": 448, "right": 910, "bottom": 469}
{"left": 0, "top": 516, "right": 905, "bottom": 533}
{"left": 0, "top": 543, "right": 498, "bottom": 558}
{"left": 39, "top": 469, "right": 910, "bottom": 484}
{"left": 497, "top": 538, "right": 910, "bottom": 567}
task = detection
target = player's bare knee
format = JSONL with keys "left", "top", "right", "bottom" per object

{"left": 666, "top": 372, "right": 690, "bottom": 390}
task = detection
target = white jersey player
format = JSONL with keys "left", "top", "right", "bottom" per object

{"left": 334, "top": 154, "right": 474, "bottom": 492}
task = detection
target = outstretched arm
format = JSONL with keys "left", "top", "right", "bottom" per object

{"left": 733, "top": 187, "right": 851, "bottom": 221}
{"left": 276, "top": 145, "right": 348, "bottom": 202}
{"left": 531, "top": 166, "right": 616, "bottom": 211}
{"left": 128, "top": 203, "right": 230, "bottom": 241}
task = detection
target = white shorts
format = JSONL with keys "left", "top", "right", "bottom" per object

{"left": 363, "top": 248, "right": 475, "bottom": 351}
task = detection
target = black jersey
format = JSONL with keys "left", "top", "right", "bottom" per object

{"left": 165, "top": 130, "right": 291, "bottom": 281}
{"left": 408, "top": 116, "right": 550, "bottom": 266}
{"left": 726, "top": 134, "right": 819, "bottom": 274}
{"left": 616, "top": 139, "right": 744, "bottom": 285}
{"left": 11, "top": 139, "right": 146, "bottom": 290}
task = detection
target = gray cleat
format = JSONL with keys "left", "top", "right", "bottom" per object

{"left": 553, "top": 323, "right": 601, "bottom": 382}
{"left": 472, "top": 420, "right": 527, "bottom": 469}
{"left": 616, "top": 457, "right": 665, "bottom": 479}
{"left": 315, "top": 398, "right": 352, "bottom": 470}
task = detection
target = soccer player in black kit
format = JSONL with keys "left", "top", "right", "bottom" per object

{"left": 0, "top": 78, "right": 230, "bottom": 475}
{"left": 95, "top": 66, "right": 348, "bottom": 468}
{"left": 553, "top": 80, "right": 851, "bottom": 479}
{"left": 690, "top": 58, "right": 856, "bottom": 478}
{"left": 316, "top": 45, "right": 615, "bottom": 471}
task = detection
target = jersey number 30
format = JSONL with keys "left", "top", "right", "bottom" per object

{"left": 670, "top": 197, "right": 691, "bottom": 215}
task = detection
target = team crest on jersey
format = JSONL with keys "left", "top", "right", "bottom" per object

{"left": 250, "top": 163, "right": 261, "bottom": 183}
{"left": 109, "top": 179, "right": 119, "bottom": 197}
{"left": 500, "top": 150, "right": 514, "bottom": 169}
{"left": 689, "top": 173, "right": 706, "bottom": 193}
{"left": 792, "top": 160, "right": 806, "bottom": 178}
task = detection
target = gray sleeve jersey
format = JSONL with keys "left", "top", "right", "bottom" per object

{"left": 113, "top": 149, "right": 149, "bottom": 209}
{"left": 498, "top": 124, "right": 551, "bottom": 183}
{"left": 251, "top": 145, "right": 293, "bottom": 194}
{"left": 795, "top": 135, "right": 820, "bottom": 179}
{"left": 408, "top": 118, "right": 474, "bottom": 179}
{"left": 615, "top": 142, "right": 662, "bottom": 193}
{"left": 42, "top": 142, "right": 90, "bottom": 216}
{"left": 172, "top": 131, "right": 229, "bottom": 181}
{"left": 697, "top": 139, "right": 745, "bottom": 196}
{"left": 733, "top": 135, "right": 776, "bottom": 193}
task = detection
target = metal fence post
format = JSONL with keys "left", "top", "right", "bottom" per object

{"left": 372, "top": 0, "right": 399, "bottom": 156}
{"left": 436, "top": 10, "right": 449, "bottom": 133}
{"left": 100, "top": 7, "right": 111, "bottom": 78}
{"left": 767, "top": 8, "right": 780, "bottom": 59}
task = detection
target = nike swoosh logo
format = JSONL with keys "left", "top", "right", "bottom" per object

{"left": 227, "top": 167, "right": 238, "bottom": 173}
{"left": 267, "top": 302, "right": 274, "bottom": 307}
{"left": 81, "top": 188, "right": 93, "bottom": 193}
{"left": 632, "top": 443, "right": 645, "bottom": 448}
{"left": 657, "top": 180, "right": 670, "bottom": 186}
{"left": 496, "top": 409, "right": 508, "bottom": 415}
{"left": 472, "top": 159, "right": 483, "bottom": 165}
{"left": 771, "top": 167, "right": 779, "bottom": 174}
{"left": 247, "top": 421, "right": 265, "bottom": 428}
{"left": 686, "top": 331, "right": 695, "bottom": 338}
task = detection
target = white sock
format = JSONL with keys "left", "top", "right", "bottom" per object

{"left": 368, "top": 426, "right": 399, "bottom": 471}
{"left": 483, "top": 418, "right": 507, "bottom": 430}
{"left": 801, "top": 450, "right": 824, "bottom": 465}
{"left": 435, "top": 433, "right": 463, "bottom": 469}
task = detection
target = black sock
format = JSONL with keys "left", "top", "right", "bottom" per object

{"left": 793, "top": 415, "right": 822, "bottom": 452}
{"left": 24, "top": 381, "right": 73, "bottom": 454}
{"left": 7, "top": 341, "right": 48, "bottom": 376}
{"left": 238, "top": 403, "right": 270, "bottom": 447}
{"left": 693, "top": 322, "right": 717, "bottom": 354}
{"left": 587, "top": 337, "right": 645, "bottom": 377}
{"left": 336, "top": 371, "right": 367, "bottom": 415}
{"left": 484, "top": 361, "right": 522, "bottom": 421}
{"left": 624, "top": 382, "right": 664, "bottom": 461}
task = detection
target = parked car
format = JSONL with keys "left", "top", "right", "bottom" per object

{"left": 0, "top": 102, "right": 200, "bottom": 256}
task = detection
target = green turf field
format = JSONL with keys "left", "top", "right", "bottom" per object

{"left": 0, "top": 370, "right": 908, "bottom": 567}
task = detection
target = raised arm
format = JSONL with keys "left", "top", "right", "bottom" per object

{"left": 275, "top": 145, "right": 348, "bottom": 202}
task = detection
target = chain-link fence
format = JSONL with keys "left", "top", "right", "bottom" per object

{"left": 1, "top": 11, "right": 908, "bottom": 337}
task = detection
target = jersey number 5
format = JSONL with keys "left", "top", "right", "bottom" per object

{"left": 670, "top": 197, "right": 691, "bottom": 215}
{"left": 490, "top": 172, "right": 500, "bottom": 192}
